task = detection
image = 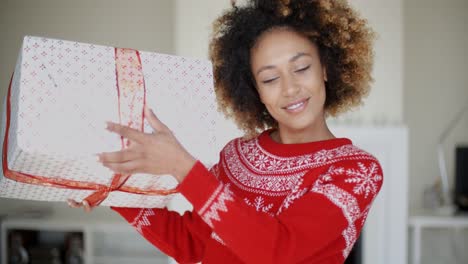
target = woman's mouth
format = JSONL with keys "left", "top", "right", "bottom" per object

{"left": 283, "top": 98, "right": 309, "bottom": 113}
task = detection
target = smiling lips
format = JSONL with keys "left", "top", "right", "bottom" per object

{"left": 283, "top": 98, "right": 310, "bottom": 113}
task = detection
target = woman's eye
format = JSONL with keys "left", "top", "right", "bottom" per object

{"left": 262, "top": 77, "right": 279, "bottom": 84}
{"left": 295, "top": 65, "right": 310, "bottom": 72}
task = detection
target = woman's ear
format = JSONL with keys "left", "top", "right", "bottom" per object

{"left": 323, "top": 67, "right": 328, "bottom": 82}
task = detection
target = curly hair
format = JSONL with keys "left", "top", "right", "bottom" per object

{"left": 209, "top": 0, "right": 375, "bottom": 137}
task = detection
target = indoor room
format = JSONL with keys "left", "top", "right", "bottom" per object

{"left": 0, "top": 0, "right": 467, "bottom": 263}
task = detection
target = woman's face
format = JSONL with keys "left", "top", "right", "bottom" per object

{"left": 250, "top": 28, "right": 327, "bottom": 134}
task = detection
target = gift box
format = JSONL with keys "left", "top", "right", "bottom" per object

{"left": 0, "top": 36, "right": 220, "bottom": 208}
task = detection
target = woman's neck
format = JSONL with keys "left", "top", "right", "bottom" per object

{"left": 272, "top": 120, "right": 335, "bottom": 144}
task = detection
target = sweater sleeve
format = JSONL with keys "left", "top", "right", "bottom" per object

{"left": 111, "top": 203, "right": 212, "bottom": 263}
{"left": 178, "top": 159, "right": 383, "bottom": 263}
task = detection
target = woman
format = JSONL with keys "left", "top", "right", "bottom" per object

{"left": 70, "top": 0, "right": 382, "bottom": 263}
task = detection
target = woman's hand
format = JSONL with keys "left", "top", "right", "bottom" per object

{"left": 67, "top": 199, "right": 92, "bottom": 212}
{"left": 98, "top": 106, "right": 197, "bottom": 183}
{"left": 67, "top": 106, "right": 196, "bottom": 212}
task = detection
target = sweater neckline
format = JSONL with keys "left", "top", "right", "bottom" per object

{"left": 257, "top": 129, "right": 353, "bottom": 157}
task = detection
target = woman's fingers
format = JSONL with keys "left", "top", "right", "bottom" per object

{"left": 82, "top": 200, "right": 91, "bottom": 212}
{"left": 98, "top": 148, "right": 145, "bottom": 175}
{"left": 67, "top": 199, "right": 81, "bottom": 208}
{"left": 106, "top": 122, "right": 147, "bottom": 144}
{"left": 98, "top": 148, "right": 139, "bottom": 164}
{"left": 144, "top": 106, "right": 170, "bottom": 134}
{"left": 67, "top": 199, "right": 92, "bottom": 212}
{"left": 101, "top": 109, "right": 182, "bottom": 177}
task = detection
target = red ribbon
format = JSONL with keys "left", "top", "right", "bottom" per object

{"left": 2, "top": 48, "right": 178, "bottom": 208}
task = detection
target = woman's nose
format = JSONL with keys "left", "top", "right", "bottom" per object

{"left": 281, "top": 75, "right": 300, "bottom": 96}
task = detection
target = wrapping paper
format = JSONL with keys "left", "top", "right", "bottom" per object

{"left": 0, "top": 36, "right": 220, "bottom": 208}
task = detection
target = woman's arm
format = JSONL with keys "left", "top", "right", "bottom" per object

{"left": 111, "top": 206, "right": 212, "bottom": 263}
{"left": 178, "top": 159, "right": 383, "bottom": 263}
{"left": 98, "top": 108, "right": 383, "bottom": 263}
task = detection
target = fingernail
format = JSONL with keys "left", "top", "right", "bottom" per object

{"left": 105, "top": 122, "right": 111, "bottom": 130}
{"left": 83, "top": 201, "right": 90, "bottom": 211}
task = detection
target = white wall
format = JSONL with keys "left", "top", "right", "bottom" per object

{"left": 0, "top": 0, "right": 175, "bottom": 217}
{"left": 404, "top": 0, "right": 468, "bottom": 213}
{"left": 174, "top": 0, "right": 244, "bottom": 146}
{"left": 338, "top": 0, "right": 404, "bottom": 126}
{"left": 174, "top": 0, "right": 230, "bottom": 59}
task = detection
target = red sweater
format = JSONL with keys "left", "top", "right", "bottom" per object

{"left": 112, "top": 130, "right": 383, "bottom": 263}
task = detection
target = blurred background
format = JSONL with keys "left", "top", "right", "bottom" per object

{"left": 0, "top": 0, "right": 467, "bottom": 263}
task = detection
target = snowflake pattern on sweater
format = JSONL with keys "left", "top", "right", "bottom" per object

{"left": 113, "top": 131, "right": 383, "bottom": 264}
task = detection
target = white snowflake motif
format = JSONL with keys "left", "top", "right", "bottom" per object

{"left": 283, "top": 159, "right": 296, "bottom": 169}
{"left": 267, "top": 159, "right": 283, "bottom": 171}
{"left": 319, "top": 173, "right": 333, "bottom": 183}
{"left": 277, "top": 188, "right": 308, "bottom": 215}
{"left": 244, "top": 196, "right": 274, "bottom": 214}
{"left": 319, "top": 166, "right": 345, "bottom": 183}
{"left": 254, "top": 154, "right": 269, "bottom": 170}
{"left": 345, "top": 162, "right": 382, "bottom": 199}
{"left": 257, "top": 177, "right": 273, "bottom": 190}
{"left": 246, "top": 148, "right": 259, "bottom": 162}
{"left": 296, "top": 155, "right": 313, "bottom": 166}
{"left": 313, "top": 149, "right": 335, "bottom": 163}
{"left": 277, "top": 178, "right": 307, "bottom": 215}
{"left": 275, "top": 178, "right": 292, "bottom": 190}
{"left": 336, "top": 191, "right": 358, "bottom": 210}
{"left": 241, "top": 142, "right": 252, "bottom": 154}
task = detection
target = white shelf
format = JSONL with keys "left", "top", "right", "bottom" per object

{"left": 408, "top": 213, "right": 468, "bottom": 264}
{"left": 409, "top": 213, "right": 468, "bottom": 228}
{"left": 1, "top": 215, "right": 170, "bottom": 264}
{"left": 94, "top": 255, "right": 168, "bottom": 264}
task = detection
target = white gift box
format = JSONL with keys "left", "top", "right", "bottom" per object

{"left": 0, "top": 36, "right": 220, "bottom": 208}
